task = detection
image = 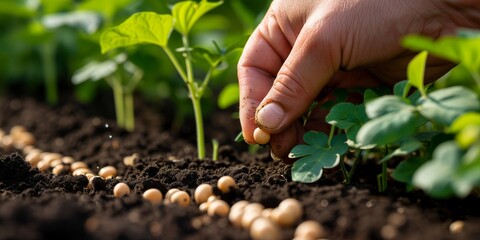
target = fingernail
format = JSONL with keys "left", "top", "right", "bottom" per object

{"left": 256, "top": 102, "right": 284, "bottom": 130}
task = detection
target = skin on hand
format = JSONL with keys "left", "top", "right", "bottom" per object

{"left": 238, "top": 0, "right": 480, "bottom": 161}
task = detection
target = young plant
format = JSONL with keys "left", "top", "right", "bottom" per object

{"left": 100, "top": 0, "right": 237, "bottom": 159}
{"left": 290, "top": 30, "right": 480, "bottom": 197}
{"left": 72, "top": 54, "right": 143, "bottom": 132}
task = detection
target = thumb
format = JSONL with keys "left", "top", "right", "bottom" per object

{"left": 255, "top": 23, "right": 340, "bottom": 133}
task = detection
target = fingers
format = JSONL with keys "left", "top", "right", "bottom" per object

{"left": 254, "top": 20, "right": 341, "bottom": 134}
{"left": 238, "top": 11, "right": 293, "bottom": 144}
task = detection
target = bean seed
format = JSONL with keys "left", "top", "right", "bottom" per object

{"left": 123, "top": 153, "right": 138, "bottom": 166}
{"left": 218, "top": 176, "right": 236, "bottom": 193}
{"left": 73, "top": 168, "right": 91, "bottom": 176}
{"left": 449, "top": 220, "right": 465, "bottom": 234}
{"left": 250, "top": 217, "right": 280, "bottom": 240}
{"left": 171, "top": 191, "right": 190, "bottom": 207}
{"left": 71, "top": 162, "right": 88, "bottom": 172}
{"left": 194, "top": 184, "right": 213, "bottom": 204}
{"left": 52, "top": 164, "right": 64, "bottom": 175}
{"left": 143, "top": 189, "right": 163, "bottom": 205}
{"left": 164, "top": 188, "right": 181, "bottom": 204}
{"left": 294, "top": 220, "right": 326, "bottom": 239}
{"left": 36, "top": 159, "right": 50, "bottom": 172}
{"left": 270, "top": 207, "right": 298, "bottom": 228}
{"left": 241, "top": 210, "right": 262, "bottom": 230}
{"left": 199, "top": 202, "right": 210, "bottom": 212}
{"left": 278, "top": 198, "right": 303, "bottom": 220}
{"left": 207, "top": 199, "right": 230, "bottom": 217}
{"left": 99, "top": 166, "right": 117, "bottom": 179}
{"left": 25, "top": 150, "right": 42, "bottom": 167}
{"left": 61, "top": 156, "right": 75, "bottom": 164}
{"left": 113, "top": 182, "right": 130, "bottom": 197}
{"left": 253, "top": 127, "right": 270, "bottom": 145}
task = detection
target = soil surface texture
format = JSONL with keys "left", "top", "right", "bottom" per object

{"left": 1, "top": 96, "right": 479, "bottom": 240}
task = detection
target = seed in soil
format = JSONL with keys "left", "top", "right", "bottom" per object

{"left": 217, "top": 176, "right": 237, "bottom": 193}
{"left": 61, "top": 156, "right": 75, "bottom": 164}
{"left": 143, "top": 188, "right": 163, "bottom": 205}
{"left": 207, "top": 199, "right": 230, "bottom": 217}
{"left": 271, "top": 207, "right": 299, "bottom": 228}
{"left": 25, "top": 150, "right": 42, "bottom": 166}
{"left": 261, "top": 208, "right": 273, "bottom": 219}
{"left": 253, "top": 127, "right": 270, "bottom": 145}
{"left": 194, "top": 183, "right": 213, "bottom": 204}
{"left": 36, "top": 159, "right": 50, "bottom": 172}
{"left": 123, "top": 153, "right": 138, "bottom": 166}
{"left": 85, "top": 173, "right": 95, "bottom": 181}
{"left": 98, "top": 166, "right": 117, "bottom": 179}
{"left": 164, "top": 188, "right": 181, "bottom": 204}
{"left": 22, "top": 145, "right": 34, "bottom": 154}
{"left": 113, "top": 182, "right": 130, "bottom": 197}
{"left": 50, "top": 159, "right": 62, "bottom": 168}
{"left": 294, "top": 220, "right": 326, "bottom": 239}
{"left": 42, "top": 153, "right": 62, "bottom": 165}
{"left": 71, "top": 162, "right": 88, "bottom": 172}
{"left": 241, "top": 209, "right": 262, "bottom": 230}
{"left": 278, "top": 198, "right": 303, "bottom": 220}
{"left": 449, "top": 220, "right": 465, "bottom": 234}
{"left": 199, "top": 202, "right": 209, "bottom": 212}
{"left": 73, "top": 168, "right": 91, "bottom": 176}
{"left": 249, "top": 217, "right": 280, "bottom": 240}
{"left": 244, "top": 203, "right": 264, "bottom": 214}
{"left": 207, "top": 195, "right": 219, "bottom": 203}
{"left": 171, "top": 191, "right": 190, "bottom": 207}
{"left": 52, "top": 164, "right": 64, "bottom": 175}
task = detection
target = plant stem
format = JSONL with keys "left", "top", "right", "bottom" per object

{"left": 377, "top": 160, "right": 388, "bottom": 192}
{"left": 339, "top": 154, "right": 349, "bottom": 184}
{"left": 327, "top": 126, "right": 336, "bottom": 147}
{"left": 162, "top": 47, "right": 188, "bottom": 83}
{"left": 182, "top": 35, "right": 206, "bottom": 159}
{"left": 212, "top": 139, "right": 219, "bottom": 161}
{"left": 111, "top": 77, "right": 125, "bottom": 129}
{"left": 124, "top": 92, "right": 134, "bottom": 132}
{"left": 42, "top": 41, "right": 58, "bottom": 105}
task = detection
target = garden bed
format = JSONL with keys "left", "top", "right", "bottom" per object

{"left": 1, "top": 96, "right": 479, "bottom": 240}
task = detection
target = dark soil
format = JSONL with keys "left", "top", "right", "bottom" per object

{"left": 1, "top": 96, "right": 479, "bottom": 240}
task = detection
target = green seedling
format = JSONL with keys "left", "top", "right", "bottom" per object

{"left": 289, "top": 129, "right": 348, "bottom": 183}
{"left": 73, "top": 53, "right": 143, "bottom": 132}
{"left": 100, "top": 0, "right": 241, "bottom": 159}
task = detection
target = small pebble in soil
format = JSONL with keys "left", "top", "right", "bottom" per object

{"left": 98, "top": 166, "right": 117, "bottom": 179}
{"left": 295, "top": 220, "right": 327, "bottom": 239}
{"left": 143, "top": 188, "right": 163, "bottom": 205}
{"left": 449, "top": 220, "right": 465, "bottom": 234}
{"left": 249, "top": 217, "right": 280, "bottom": 240}
{"left": 207, "top": 199, "right": 230, "bottom": 217}
{"left": 217, "top": 176, "right": 237, "bottom": 193}
{"left": 171, "top": 191, "right": 190, "bottom": 207}
{"left": 113, "top": 182, "right": 131, "bottom": 197}
{"left": 194, "top": 183, "right": 213, "bottom": 204}
{"left": 253, "top": 127, "right": 270, "bottom": 145}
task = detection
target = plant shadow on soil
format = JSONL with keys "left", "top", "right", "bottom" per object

{"left": 1, "top": 96, "right": 480, "bottom": 240}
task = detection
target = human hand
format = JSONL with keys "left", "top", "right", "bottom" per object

{"left": 238, "top": 0, "right": 480, "bottom": 161}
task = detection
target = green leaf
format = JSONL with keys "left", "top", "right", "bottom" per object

{"left": 100, "top": 12, "right": 174, "bottom": 54}
{"left": 0, "top": 0, "right": 36, "bottom": 18}
{"left": 417, "top": 86, "right": 480, "bottom": 126}
{"left": 217, "top": 83, "right": 239, "bottom": 109}
{"left": 363, "top": 89, "right": 378, "bottom": 103}
{"left": 190, "top": 47, "right": 222, "bottom": 67}
{"left": 78, "top": 0, "right": 134, "bottom": 20}
{"left": 379, "top": 138, "right": 423, "bottom": 163}
{"left": 449, "top": 112, "right": 480, "bottom": 133}
{"left": 392, "top": 156, "right": 427, "bottom": 185}
{"left": 172, "top": 0, "right": 223, "bottom": 36}
{"left": 357, "top": 95, "right": 422, "bottom": 145}
{"left": 407, "top": 51, "right": 428, "bottom": 96}
{"left": 290, "top": 132, "right": 348, "bottom": 183}
{"left": 326, "top": 103, "right": 368, "bottom": 140}
{"left": 413, "top": 141, "right": 460, "bottom": 198}
{"left": 403, "top": 35, "right": 480, "bottom": 74}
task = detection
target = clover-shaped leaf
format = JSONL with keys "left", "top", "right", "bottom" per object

{"left": 326, "top": 102, "right": 368, "bottom": 141}
{"left": 290, "top": 132, "right": 348, "bottom": 183}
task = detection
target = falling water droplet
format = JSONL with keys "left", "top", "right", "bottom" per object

{"left": 105, "top": 123, "right": 109, "bottom": 128}
{"left": 108, "top": 135, "right": 113, "bottom": 139}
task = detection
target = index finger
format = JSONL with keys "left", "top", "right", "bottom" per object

{"left": 237, "top": 15, "right": 292, "bottom": 144}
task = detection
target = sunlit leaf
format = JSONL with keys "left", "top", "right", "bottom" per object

{"left": 290, "top": 132, "right": 348, "bottom": 183}
{"left": 217, "top": 83, "right": 239, "bottom": 109}
{"left": 100, "top": 12, "right": 174, "bottom": 53}
{"left": 172, "top": 0, "right": 223, "bottom": 36}
{"left": 407, "top": 51, "right": 428, "bottom": 96}
{"left": 78, "top": 0, "right": 134, "bottom": 20}
{"left": 403, "top": 34, "right": 480, "bottom": 74}
{"left": 392, "top": 156, "right": 427, "bottom": 185}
